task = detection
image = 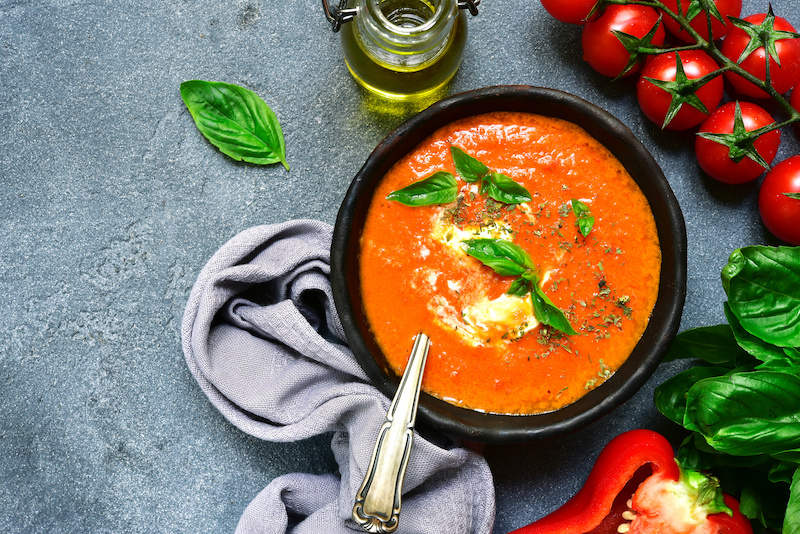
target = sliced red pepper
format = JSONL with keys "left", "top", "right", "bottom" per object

{"left": 509, "top": 429, "right": 752, "bottom": 534}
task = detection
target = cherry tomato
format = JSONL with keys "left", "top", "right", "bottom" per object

{"left": 581, "top": 5, "right": 666, "bottom": 78}
{"left": 721, "top": 13, "right": 800, "bottom": 98}
{"left": 637, "top": 51, "right": 724, "bottom": 130}
{"left": 661, "top": 0, "right": 741, "bottom": 43}
{"left": 540, "top": 0, "right": 598, "bottom": 25}
{"left": 695, "top": 101, "right": 781, "bottom": 184}
{"left": 758, "top": 155, "right": 800, "bottom": 245}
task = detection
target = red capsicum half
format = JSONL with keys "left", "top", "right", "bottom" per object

{"left": 510, "top": 429, "right": 752, "bottom": 534}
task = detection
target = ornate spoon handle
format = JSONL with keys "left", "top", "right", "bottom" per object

{"left": 352, "top": 333, "right": 431, "bottom": 533}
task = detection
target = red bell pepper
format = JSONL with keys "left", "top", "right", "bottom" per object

{"left": 509, "top": 429, "right": 752, "bottom": 534}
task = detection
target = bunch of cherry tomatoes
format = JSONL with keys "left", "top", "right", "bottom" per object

{"left": 539, "top": 0, "right": 800, "bottom": 245}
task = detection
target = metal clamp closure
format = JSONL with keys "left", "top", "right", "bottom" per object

{"left": 323, "top": 0, "right": 480, "bottom": 32}
{"left": 457, "top": 0, "right": 480, "bottom": 16}
{"left": 323, "top": 0, "right": 358, "bottom": 32}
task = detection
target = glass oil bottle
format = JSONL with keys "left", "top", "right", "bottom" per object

{"left": 323, "top": 0, "right": 479, "bottom": 101}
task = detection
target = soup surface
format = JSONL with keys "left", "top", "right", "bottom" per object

{"left": 359, "top": 111, "right": 661, "bottom": 415}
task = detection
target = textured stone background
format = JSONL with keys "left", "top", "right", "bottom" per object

{"left": 2, "top": 0, "right": 799, "bottom": 532}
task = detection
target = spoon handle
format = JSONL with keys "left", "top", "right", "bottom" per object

{"left": 352, "top": 333, "right": 431, "bottom": 534}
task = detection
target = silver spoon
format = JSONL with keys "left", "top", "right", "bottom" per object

{"left": 352, "top": 332, "right": 431, "bottom": 533}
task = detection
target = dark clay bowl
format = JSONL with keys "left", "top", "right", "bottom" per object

{"left": 331, "top": 86, "right": 687, "bottom": 443}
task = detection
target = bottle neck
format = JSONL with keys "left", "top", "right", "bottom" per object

{"left": 354, "top": 0, "right": 458, "bottom": 70}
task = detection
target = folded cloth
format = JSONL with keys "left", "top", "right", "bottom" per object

{"left": 181, "top": 220, "right": 495, "bottom": 534}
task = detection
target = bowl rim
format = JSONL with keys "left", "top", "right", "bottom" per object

{"left": 331, "top": 85, "right": 687, "bottom": 443}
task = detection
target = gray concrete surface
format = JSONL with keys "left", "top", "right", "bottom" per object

{"left": 2, "top": 0, "right": 799, "bottom": 532}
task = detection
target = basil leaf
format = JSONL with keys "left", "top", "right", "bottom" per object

{"left": 722, "top": 246, "right": 800, "bottom": 347}
{"left": 741, "top": 473, "right": 791, "bottom": 529}
{"left": 578, "top": 217, "right": 594, "bottom": 237}
{"left": 450, "top": 146, "right": 489, "bottom": 183}
{"left": 180, "top": 80, "right": 289, "bottom": 169}
{"left": 677, "top": 433, "right": 773, "bottom": 470}
{"left": 654, "top": 365, "right": 730, "bottom": 426}
{"left": 662, "top": 324, "right": 749, "bottom": 366}
{"left": 773, "top": 451, "right": 800, "bottom": 465}
{"left": 386, "top": 171, "right": 458, "bottom": 206}
{"left": 481, "top": 172, "right": 532, "bottom": 205}
{"left": 738, "top": 487, "right": 760, "bottom": 522}
{"left": 507, "top": 277, "right": 532, "bottom": 298}
{"left": 784, "top": 467, "right": 800, "bottom": 534}
{"left": 770, "top": 461, "right": 800, "bottom": 484}
{"left": 784, "top": 192, "right": 800, "bottom": 200}
{"left": 461, "top": 238, "right": 534, "bottom": 276}
{"left": 724, "top": 302, "right": 793, "bottom": 367}
{"left": 531, "top": 280, "right": 578, "bottom": 336}
{"left": 576, "top": 216, "right": 595, "bottom": 238}
{"left": 684, "top": 369, "right": 800, "bottom": 456}
{"left": 572, "top": 199, "right": 595, "bottom": 237}
{"left": 738, "top": 470, "right": 791, "bottom": 529}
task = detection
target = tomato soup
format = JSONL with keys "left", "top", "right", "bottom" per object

{"left": 359, "top": 112, "right": 661, "bottom": 415}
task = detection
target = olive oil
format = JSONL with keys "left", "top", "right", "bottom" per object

{"left": 381, "top": 0, "right": 435, "bottom": 27}
{"left": 339, "top": 0, "right": 467, "bottom": 101}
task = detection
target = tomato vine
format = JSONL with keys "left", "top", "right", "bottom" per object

{"left": 541, "top": 0, "right": 800, "bottom": 243}
{"left": 610, "top": 1, "right": 799, "bottom": 126}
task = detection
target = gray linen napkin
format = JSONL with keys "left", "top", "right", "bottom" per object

{"left": 181, "top": 219, "right": 495, "bottom": 534}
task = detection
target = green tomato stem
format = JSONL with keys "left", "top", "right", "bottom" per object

{"left": 603, "top": 0, "right": 800, "bottom": 123}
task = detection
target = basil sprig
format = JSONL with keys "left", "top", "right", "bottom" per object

{"left": 385, "top": 171, "right": 458, "bottom": 206}
{"left": 571, "top": 198, "right": 595, "bottom": 237}
{"left": 180, "top": 80, "right": 289, "bottom": 170}
{"left": 654, "top": 245, "right": 800, "bottom": 533}
{"left": 451, "top": 147, "right": 532, "bottom": 205}
{"left": 461, "top": 238, "right": 577, "bottom": 336}
{"left": 387, "top": 146, "right": 532, "bottom": 206}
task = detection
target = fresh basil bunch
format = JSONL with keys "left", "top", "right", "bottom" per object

{"left": 655, "top": 245, "right": 800, "bottom": 532}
